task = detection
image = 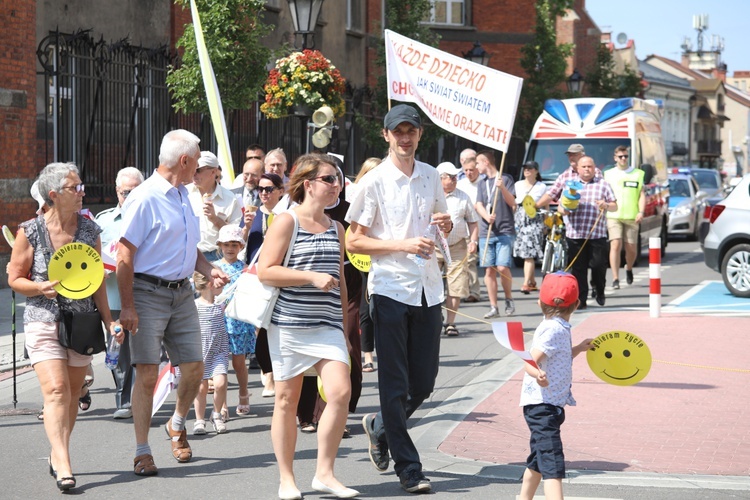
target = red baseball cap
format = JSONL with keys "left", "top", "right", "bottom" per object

{"left": 540, "top": 272, "right": 579, "bottom": 307}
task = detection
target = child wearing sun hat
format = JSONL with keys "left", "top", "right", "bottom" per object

{"left": 518, "top": 272, "right": 594, "bottom": 500}
{"left": 214, "top": 224, "right": 256, "bottom": 420}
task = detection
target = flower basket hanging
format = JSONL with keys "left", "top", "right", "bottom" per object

{"left": 260, "top": 50, "right": 347, "bottom": 119}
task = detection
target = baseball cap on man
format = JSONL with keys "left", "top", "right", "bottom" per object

{"left": 436, "top": 162, "right": 461, "bottom": 176}
{"left": 565, "top": 144, "right": 585, "bottom": 154}
{"left": 383, "top": 104, "right": 421, "bottom": 130}
{"left": 540, "top": 272, "right": 579, "bottom": 307}
{"left": 198, "top": 151, "right": 220, "bottom": 169}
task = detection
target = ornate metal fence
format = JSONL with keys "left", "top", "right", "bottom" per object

{"left": 36, "top": 30, "right": 431, "bottom": 202}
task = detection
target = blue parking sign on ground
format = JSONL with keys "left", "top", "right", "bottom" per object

{"left": 670, "top": 280, "right": 750, "bottom": 313}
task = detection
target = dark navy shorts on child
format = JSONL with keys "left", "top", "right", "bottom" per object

{"left": 523, "top": 403, "right": 566, "bottom": 479}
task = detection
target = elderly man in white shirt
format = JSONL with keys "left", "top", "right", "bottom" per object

{"left": 187, "top": 151, "right": 242, "bottom": 261}
{"left": 435, "top": 162, "right": 479, "bottom": 336}
{"left": 456, "top": 156, "right": 484, "bottom": 302}
{"left": 347, "top": 104, "right": 453, "bottom": 494}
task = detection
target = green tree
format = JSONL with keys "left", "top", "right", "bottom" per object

{"left": 356, "top": 0, "right": 442, "bottom": 150}
{"left": 586, "top": 43, "right": 644, "bottom": 98}
{"left": 166, "top": 0, "right": 273, "bottom": 114}
{"left": 515, "top": 0, "right": 573, "bottom": 140}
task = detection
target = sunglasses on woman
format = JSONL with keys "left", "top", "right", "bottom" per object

{"left": 258, "top": 186, "right": 278, "bottom": 194}
{"left": 313, "top": 175, "right": 342, "bottom": 186}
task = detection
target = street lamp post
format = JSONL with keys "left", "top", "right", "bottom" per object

{"left": 462, "top": 41, "right": 491, "bottom": 67}
{"left": 567, "top": 68, "right": 584, "bottom": 95}
{"left": 287, "top": 0, "right": 324, "bottom": 51}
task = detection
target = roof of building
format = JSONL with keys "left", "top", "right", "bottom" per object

{"left": 638, "top": 60, "right": 693, "bottom": 90}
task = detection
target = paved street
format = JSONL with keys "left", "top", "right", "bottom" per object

{"left": 1, "top": 239, "right": 750, "bottom": 499}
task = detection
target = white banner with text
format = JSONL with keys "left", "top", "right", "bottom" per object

{"left": 384, "top": 30, "right": 523, "bottom": 152}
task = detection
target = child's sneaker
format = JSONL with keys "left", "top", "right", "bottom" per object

{"left": 193, "top": 420, "right": 207, "bottom": 435}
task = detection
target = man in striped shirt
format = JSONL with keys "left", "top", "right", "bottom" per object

{"left": 557, "top": 156, "right": 617, "bottom": 309}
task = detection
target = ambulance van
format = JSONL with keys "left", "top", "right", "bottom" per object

{"left": 525, "top": 97, "right": 670, "bottom": 258}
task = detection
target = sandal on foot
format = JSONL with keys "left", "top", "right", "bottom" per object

{"left": 300, "top": 422, "right": 317, "bottom": 433}
{"left": 236, "top": 395, "right": 251, "bottom": 416}
{"left": 133, "top": 453, "right": 158, "bottom": 476}
{"left": 343, "top": 426, "right": 351, "bottom": 439}
{"left": 165, "top": 418, "right": 192, "bottom": 462}
{"left": 445, "top": 324, "right": 459, "bottom": 337}
{"left": 78, "top": 390, "right": 92, "bottom": 411}
{"left": 56, "top": 476, "right": 76, "bottom": 491}
{"left": 362, "top": 362, "right": 375, "bottom": 373}
{"left": 220, "top": 407, "right": 230, "bottom": 423}
{"left": 520, "top": 285, "right": 532, "bottom": 294}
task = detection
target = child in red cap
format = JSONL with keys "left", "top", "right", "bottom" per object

{"left": 519, "top": 272, "right": 594, "bottom": 500}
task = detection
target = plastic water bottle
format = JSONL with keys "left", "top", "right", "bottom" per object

{"left": 105, "top": 326, "right": 122, "bottom": 370}
{"left": 411, "top": 223, "right": 437, "bottom": 268}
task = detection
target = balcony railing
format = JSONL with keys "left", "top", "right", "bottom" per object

{"left": 697, "top": 139, "right": 722, "bottom": 155}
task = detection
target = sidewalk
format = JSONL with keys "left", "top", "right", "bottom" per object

{"left": 435, "top": 311, "right": 750, "bottom": 483}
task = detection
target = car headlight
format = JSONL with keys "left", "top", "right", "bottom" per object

{"left": 673, "top": 205, "right": 692, "bottom": 217}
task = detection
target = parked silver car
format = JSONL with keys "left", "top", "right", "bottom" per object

{"left": 703, "top": 173, "right": 750, "bottom": 297}
{"left": 667, "top": 174, "right": 706, "bottom": 240}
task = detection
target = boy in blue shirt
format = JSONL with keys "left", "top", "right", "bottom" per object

{"left": 519, "top": 272, "right": 594, "bottom": 500}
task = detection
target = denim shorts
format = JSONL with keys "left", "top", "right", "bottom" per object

{"left": 523, "top": 403, "right": 566, "bottom": 479}
{"left": 478, "top": 234, "right": 513, "bottom": 268}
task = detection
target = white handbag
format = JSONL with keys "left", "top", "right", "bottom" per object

{"left": 225, "top": 210, "right": 298, "bottom": 328}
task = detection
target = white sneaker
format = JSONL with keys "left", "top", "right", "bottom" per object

{"left": 113, "top": 407, "right": 132, "bottom": 419}
{"left": 504, "top": 299, "right": 515, "bottom": 316}
{"left": 193, "top": 419, "right": 207, "bottom": 435}
{"left": 483, "top": 307, "right": 499, "bottom": 319}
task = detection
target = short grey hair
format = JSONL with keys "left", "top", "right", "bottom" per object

{"left": 264, "top": 148, "right": 287, "bottom": 166}
{"left": 36, "top": 162, "right": 80, "bottom": 207}
{"left": 158, "top": 129, "right": 200, "bottom": 168}
{"left": 116, "top": 166, "right": 144, "bottom": 187}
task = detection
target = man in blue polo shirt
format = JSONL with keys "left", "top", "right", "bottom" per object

{"left": 117, "top": 129, "right": 229, "bottom": 477}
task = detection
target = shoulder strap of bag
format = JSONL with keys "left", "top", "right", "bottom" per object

{"left": 247, "top": 209, "right": 299, "bottom": 268}
{"left": 34, "top": 217, "right": 66, "bottom": 311}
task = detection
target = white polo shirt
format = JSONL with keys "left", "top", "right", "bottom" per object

{"left": 346, "top": 156, "right": 448, "bottom": 307}
{"left": 187, "top": 182, "right": 242, "bottom": 253}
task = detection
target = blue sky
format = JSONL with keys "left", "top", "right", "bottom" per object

{"left": 585, "top": 0, "right": 750, "bottom": 75}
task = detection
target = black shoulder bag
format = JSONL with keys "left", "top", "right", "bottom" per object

{"left": 35, "top": 217, "right": 106, "bottom": 355}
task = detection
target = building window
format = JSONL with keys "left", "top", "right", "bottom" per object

{"left": 347, "top": 0, "right": 363, "bottom": 31}
{"left": 423, "top": 0, "right": 465, "bottom": 26}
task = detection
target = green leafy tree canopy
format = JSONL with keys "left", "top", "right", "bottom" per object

{"left": 515, "top": 0, "right": 573, "bottom": 140}
{"left": 586, "top": 43, "right": 644, "bottom": 98}
{"left": 357, "top": 0, "right": 442, "bottom": 150}
{"left": 167, "top": 0, "right": 273, "bottom": 114}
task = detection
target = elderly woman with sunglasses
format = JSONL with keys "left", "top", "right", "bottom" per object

{"left": 8, "top": 163, "right": 118, "bottom": 492}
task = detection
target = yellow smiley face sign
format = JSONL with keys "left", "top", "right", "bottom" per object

{"left": 587, "top": 331, "right": 652, "bottom": 386}
{"left": 345, "top": 226, "right": 370, "bottom": 272}
{"left": 522, "top": 195, "right": 537, "bottom": 218}
{"left": 48, "top": 243, "right": 104, "bottom": 299}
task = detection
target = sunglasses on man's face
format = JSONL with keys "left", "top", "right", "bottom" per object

{"left": 258, "top": 186, "right": 278, "bottom": 194}
{"left": 617, "top": 155, "right": 629, "bottom": 159}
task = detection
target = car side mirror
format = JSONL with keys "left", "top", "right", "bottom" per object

{"left": 641, "top": 163, "right": 655, "bottom": 185}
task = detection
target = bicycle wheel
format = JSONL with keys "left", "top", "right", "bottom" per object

{"left": 555, "top": 239, "right": 569, "bottom": 272}
{"left": 541, "top": 241, "right": 554, "bottom": 275}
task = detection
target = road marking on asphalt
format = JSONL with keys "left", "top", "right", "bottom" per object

{"left": 519, "top": 497, "right": 622, "bottom": 500}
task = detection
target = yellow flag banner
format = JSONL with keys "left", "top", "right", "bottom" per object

{"left": 190, "top": 0, "right": 234, "bottom": 187}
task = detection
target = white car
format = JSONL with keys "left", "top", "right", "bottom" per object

{"left": 703, "top": 173, "right": 750, "bottom": 297}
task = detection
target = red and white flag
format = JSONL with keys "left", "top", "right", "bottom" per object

{"left": 491, "top": 321, "right": 538, "bottom": 369}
